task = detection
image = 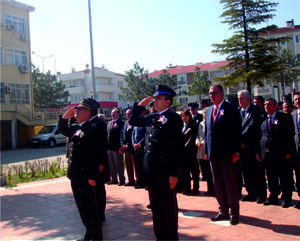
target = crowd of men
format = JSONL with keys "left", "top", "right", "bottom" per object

{"left": 58, "top": 84, "right": 300, "bottom": 240}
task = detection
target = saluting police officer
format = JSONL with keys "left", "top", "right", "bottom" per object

{"left": 58, "top": 98, "right": 107, "bottom": 241}
{"left": 130, "top": 84, "right": 184, "bottom": 240}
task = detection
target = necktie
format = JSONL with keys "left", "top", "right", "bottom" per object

{"left": 212, "top": 106, "right": 218, "bottom": 123}
{"left": 268, "top": 116, "right": 272, "bottom": 132}
{"left": 241, "top": 110, "right": 246, "bottom": 120}
{"left": 110, "top": 120, "right": 115, "bottom": 131}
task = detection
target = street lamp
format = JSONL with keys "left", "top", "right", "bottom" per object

{"left": 32, "top": 51, "right": 56, "bottom": 73}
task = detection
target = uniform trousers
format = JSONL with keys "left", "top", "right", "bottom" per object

{"left": 148, "top": 176, "right": 178, "bottom": 240}
{"left": 71, "top": 177, "right": 103, "bottom": 240}
{"left": 124, "top": 152, "right": 135, "bottom": 184}
{"left": 210, "top": 155, "right": 240, "bottom": 217}
{"left": 265, "top": 152, "right": 294, "bottom": 201}
{"left": 108, "top": 150, "right": 125, "bottom": 183}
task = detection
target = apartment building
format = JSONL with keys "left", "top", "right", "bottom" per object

{"left": 255, "top": 19, "right": 300, "bottom": 99}
{"left": 148, "top": 60, "right": 232, "bottom": 107}
{"left": 0, "top": 0, "right": 35, "bottom": 149}
{"left": 58, "top": 66, "right": 127, "bottom": 117}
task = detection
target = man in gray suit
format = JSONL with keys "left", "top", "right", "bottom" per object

{"left": 205, "top": 84, "right": 242, "bottom": 225}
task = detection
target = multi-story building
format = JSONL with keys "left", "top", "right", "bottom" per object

{"left": 255, "top": 19, "right": 300, "bottom": 99}
{"left": 0, "top": 0, "right": 35, "bottom": 149}
{"left": 149, "top": 60, "right": 232, "bottom": 107}
{"left": 58, "top": 66, "right": 127, "bottom": 117}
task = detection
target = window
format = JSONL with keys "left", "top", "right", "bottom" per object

{"left": 296, "top": 35, "right": 300, "bottom": 43}
{"left": 5, "top": 15, "right": 26, "bottom": 36}
{"left": 280, "top": 41, "right": 286, "bottom": 46}
{"left": 0, "top": 48, "right": 3, "bottom": 64}
{"left": 7, "top": 83, "right": 30, "bottom": 104}
{"left": 70, "top": 80, "right": 81, "bottom": 87}
{"left": 179, "top": 97, "right": 188, "bottom": 105}
{"left": 177, "top": 74, "right": 187, "bottom": 85}
{"left": 6, "top": 49, "right": 27, "bottom": 66}
{"left": 297, "top": 54, "right": 300, "bottom": 62}
{"left": 0, "top": 82, "right": 6, "bottom": 103}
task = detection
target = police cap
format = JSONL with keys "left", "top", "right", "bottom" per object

{"left": 188, "top": 102, "right": 199, "bottom": 109}
{"left": 75, "top": 97, "right": 99, "bottom": 116}
{"left": 153, "top": 84, "right": 176, "bottom": 98}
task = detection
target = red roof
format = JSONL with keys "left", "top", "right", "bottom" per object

{"left": 259, "top": 25, "right": 300, "bottom": 36}
{"left": 148, "top": 60, "right": 229, "bottom": 77}
{"left": 64, "top": 101, "right": 118, "bottom": 109}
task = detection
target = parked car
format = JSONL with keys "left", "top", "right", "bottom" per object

{"left": 31, "top": 124, "right": 66, "bottom": 148}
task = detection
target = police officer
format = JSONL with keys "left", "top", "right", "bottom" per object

{"left": 130, "top": 84, "right": 184, "bottom": 240}
{"left": 58, "top": 98, "right": 107, "bottom": 240}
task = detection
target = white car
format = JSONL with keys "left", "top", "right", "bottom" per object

{"left": 31, "top": 124, "right": 66, "bottom": 148}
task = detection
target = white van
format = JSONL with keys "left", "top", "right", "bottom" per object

{"left": 31, "top": 124, "right": 66, "bottom": 148}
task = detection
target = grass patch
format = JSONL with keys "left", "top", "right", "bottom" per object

{"left": 3, "top": 158, "right": 67, "bottom": 187}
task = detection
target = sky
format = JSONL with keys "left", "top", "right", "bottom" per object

{"left": 19, "top": 0, "right": 300, "bottom": 75}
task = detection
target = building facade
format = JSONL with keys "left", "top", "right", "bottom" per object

{"left": 255, "top": 19, "right": 300, "bottom": 99}
{"left": 58, "top": 66, "right": 127, "bottom": 117}
{"left": 0, "top": 0, "right": 35, "bottom": 149}
{"left": 149, "top": 60, "right": 232, "bottom": 107}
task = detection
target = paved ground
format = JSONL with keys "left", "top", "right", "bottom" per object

{"left": 1, "top": 177, "right": 300, "bottom": 240}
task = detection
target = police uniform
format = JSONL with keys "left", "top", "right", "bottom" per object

{"left": 130, "top": 85, "right": 184, "bottom": 240}
{"left": 58, "top": 98, "right": 106, "bottom": 240}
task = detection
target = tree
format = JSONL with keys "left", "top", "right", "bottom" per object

{"left": 212, "top": 0, "right": 285, "bottom": 93}
{"left": 119, "top": 62, "right": 150, "bottom": 102}
{"left": 267, "top": 48, "right": 300, "bottom": 101}
{"left": 32, "top": 65, "right": 69, "bottom": 109}
{"left": 188, "top": 67, "right": 211, "bottom": 104}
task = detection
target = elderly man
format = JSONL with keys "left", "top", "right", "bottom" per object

{"left": 58, "top": 98, "right": 107, "bottom": 240}
{"left": 238, "top": 90, "right": 267, "bottom": 203}
{"left": 205, "top": 84, "right": 242, "bottom": 225}
{"left": 259, "top": 98, "right": 296, "bottom": 208}
{"left": 107, "top": 108, "right": 125, "bottom": 185}
{"left": 130, "top": 84, "right": 184, "bottom": 240}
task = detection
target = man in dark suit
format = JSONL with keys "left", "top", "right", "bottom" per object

{"left": 107, "top": 108, "right": 125, "bottom": 185}
{"left": 292, "top": 92, "right": 300, "bottom": 209}
{"left": 254, "top": 96, "right": 267, "bottom": 121}
{"left": 205, "top": 84, "right": 242, "bottom": 225}
{"left": 58, "top": 98, "right": 107, "bottom": 240}
{"left": 259, "top": 98, "right": 296, "bottom": 208}
{"left": 238, "top": 90, "right": 267, "bottom": 203}
{"left": 130, "top": 84, "right": 184, "bottom": 240}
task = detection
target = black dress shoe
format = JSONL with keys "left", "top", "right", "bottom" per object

{"left": 256, "top": 197, "right": 266, "bottom": 204}
{"left": 118, "top": 181, "right": 125, "bottom": 186}
{"left": 241, "top": 195, "right": 257, "bottom": 202}
{"left": 107, "top": 181, "right": 118, "bottom": 185}
{"left": 294, "top": 201, "right": 300, "bottom": 209}
{"left": 125, "top": 182, "right": 135, "bottom": 186}
{"left": 146, "top": 204, "right": 151, "bottom": 209}
{"left": 182, "top": 189, "right": 192, "bottom": 195}
{"left": 204, "top": 191, "right": 215, "bottom": 197}
{"left": 230, "top": 215, "right": 239, "bottom": 225}
{"left": 190, "top": 189, "right": 200, "bottom": 196}
{"left": 282, "top": 200, "right": 291, "bottom": 208}
{"left": 264, "top": 198, "right": 279, "bottom": 206}
{"left": 211, "top": 213, "right": 230, "bottom": 221}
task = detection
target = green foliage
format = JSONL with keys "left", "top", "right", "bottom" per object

{"left": 3, "top": 159, "right": 67, "bottom": 187}
{"left": 188, "top": 67, "right": 211, "bottom": 102}
{"left": 32, "top": 65, "right": 70, "bottom": 108}
{"left": 212, "top": 0, "right": 282, "bottom": 92}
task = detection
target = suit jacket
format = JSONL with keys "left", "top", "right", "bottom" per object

{"left": 182, "top": 122, "right": 198, "bottom": 153}
{"left": 239, "top": 103, "right": 262, "bottom": 154}
{"left": 192, "top": 113, "right": 203, "bottom": 126}
{"left": 120, "top": 120, "right": 134, "bottom": 152}
{"left": 205, "top": 100, "right": 242, "bottom": 160}
{"left": 130, "top": 103, "right": 184, "bottom": 179}
{"left": 107, "top": 118, "right": 124, "bottom": 151}
{"left": 260, "top": 111, "right": 296, "bottom": 160}
{"left": 58, "top": 116, "right": 107, "bottom": 180}
{"left": 292, "top": 110, "right": 300, "bottom": 152}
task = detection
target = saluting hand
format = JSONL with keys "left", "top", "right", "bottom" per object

{"left": 63, "top": 108, "right": 75, "bottom": 119}
{"left": 232, "top": 153, "right": 240, "bottom": 163}
{"left": 138, "top": 96, "right": 152, "bottom": 106}
{"left": 88, "top": 179, "right": 96, "bottom": 186}
{"left": 169, "top": 176, "right": 178, "bottom": 189}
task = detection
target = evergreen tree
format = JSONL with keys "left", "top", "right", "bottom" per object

{"left": 212, "top": 0, "right": 285, "bottom": 93}
{"left": 188, "top": 67, "right": 211, "bottom": 103}
{"left": 119, "top": 62, "right": 150, "bottom": 102}
{"left": 32, "top": 65, "right": 69, "bottom": 109}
